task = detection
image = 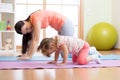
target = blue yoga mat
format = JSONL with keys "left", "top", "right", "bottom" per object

{"left": 0, "top": 56, "right": 56, "bottom": 61}
{"left": 0, "top": 54, "right": 120, "bottom": 61}
{"left": 100, "top": 54, "right": 120, "bottom": 60}
{"left": 0, "top": 56, "right": 71, "bottom": 61}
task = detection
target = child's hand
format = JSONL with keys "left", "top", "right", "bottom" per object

{"left": 57, "top": 63, "right": 65, "bottom": 66}
{"left": 47, "top": 61, "right": 56, "bottom": 64}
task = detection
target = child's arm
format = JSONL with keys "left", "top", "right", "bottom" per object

{"left": 59, "top": 44, "right": 68, "bottom": 65}
{"left": 48, "top": 51, "right": 59, "bottom": 64}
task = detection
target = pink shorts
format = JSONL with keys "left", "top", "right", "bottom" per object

{"left": 72, "top": 42, "right": 90, "bottom": 65}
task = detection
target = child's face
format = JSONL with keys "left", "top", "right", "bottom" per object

{"left": 48, "top": 47, "right": 55, "bottom": 54}
{"left": 42, "top": 46, "right": 56, "bottom": 57}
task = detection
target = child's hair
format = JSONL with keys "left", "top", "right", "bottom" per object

{"left": 38, "top": 38, "right": 54, "bottom": 57}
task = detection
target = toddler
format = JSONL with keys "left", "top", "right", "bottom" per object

{"left": 38, "top": 35, "right": 101, "bottom": 65}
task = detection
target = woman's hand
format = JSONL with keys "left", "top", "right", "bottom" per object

{"left": 48, "top": 61, "right": 65, "bottom": 66}
{"left": 47, "top": 61, "right": 57, "bottom": 64}
{"left": 17, "top": 56, "right": 31, "bottom": 60}
{"left": 17, "top": 54, "right": 31, "bottom": 60}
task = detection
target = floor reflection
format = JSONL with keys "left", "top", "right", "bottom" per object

{"left": 0, "top": 68, "right": 120, "bottom": 80}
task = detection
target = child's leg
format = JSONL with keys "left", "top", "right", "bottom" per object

{"left": 72, "top": 54, "right": 78, "bottom": 63}
{"left": 87, "top": 54, "right": 101, "bottom": 64}
{"left": 77, "top": 42, "right": 89, "bottom": 65}
{"left": 89, "top": 47, "right": 102, "bottom": 57}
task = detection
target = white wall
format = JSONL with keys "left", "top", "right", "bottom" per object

{"left": 112, "top": 0, "right": 120, "bottom": 48}
{"left": 84, "top": 0, "right": 112, "bottom": 39}
{"left": 84, "top": 0, "right": 120, "bottom": 48}
{"left": 0, "top": 0, "right": 1, "bottom": 28}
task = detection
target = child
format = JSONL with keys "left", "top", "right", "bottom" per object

{"left": 14, "top": 10, "right": 74, "bottom": 59}
{"left": 38, "top": 35, "right": 101, "bottom": 65}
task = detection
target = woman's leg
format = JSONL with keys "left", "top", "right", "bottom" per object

{"left": 77, "top": 42, "right": 90, "bottom": 65}
{"left": 58, "top": 19, "right": 74, "bottom": 36}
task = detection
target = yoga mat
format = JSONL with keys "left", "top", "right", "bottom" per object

{"left": 100, "top": 54, "right": 120, "bottom": 60}
{"left": 0, "top": 56, "right": 69, "bottom": 61}
{"left": 0, "top": 54, "right": 120, "bottom": 61}
{"left": 0, "top": 60, "right": 120, "bottom": 69}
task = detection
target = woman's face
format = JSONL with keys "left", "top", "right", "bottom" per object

{"left": 21, "top": 21, "right": 32, "bottom": 34}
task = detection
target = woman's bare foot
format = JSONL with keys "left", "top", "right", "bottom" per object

{"left": 17, "top": 54, "right": 28, "bottom": 57}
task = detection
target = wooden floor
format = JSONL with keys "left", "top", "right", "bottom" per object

{"left": 0, "top": 49, "right": 120, "bottom": 80}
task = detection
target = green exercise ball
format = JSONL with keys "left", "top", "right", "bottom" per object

{"left": 86, "top": 22, "right": 117, "bottom": 50}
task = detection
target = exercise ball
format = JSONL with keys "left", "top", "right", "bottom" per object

{"left": 86, "top": 22, "right": 117, "bottom": 50}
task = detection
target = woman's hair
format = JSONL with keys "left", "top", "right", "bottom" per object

{"left": 38, "top": 38, "right": 54, "bottom": 57}
{"left": 14, "top": 21, "right": 24, "bottom": 34}
{"left": 14, "top": 15, "right": 31, "bottom": 54}
{"left": 22, "top": 33, "right": 32, "bottom": 54}
{"left": 14, "top": 16, "right": 30, "bottom": 34}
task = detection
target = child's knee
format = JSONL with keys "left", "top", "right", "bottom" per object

{"left": 77, "top": 58, "right": 87, "bottom": 65}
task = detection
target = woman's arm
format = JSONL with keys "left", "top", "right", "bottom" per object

{"left": 27, "top": 22, "right": 41, "bottom": 57}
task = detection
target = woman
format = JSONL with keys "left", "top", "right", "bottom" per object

{"left": 14, "top": 9, "right": 74, "bottom": 59}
